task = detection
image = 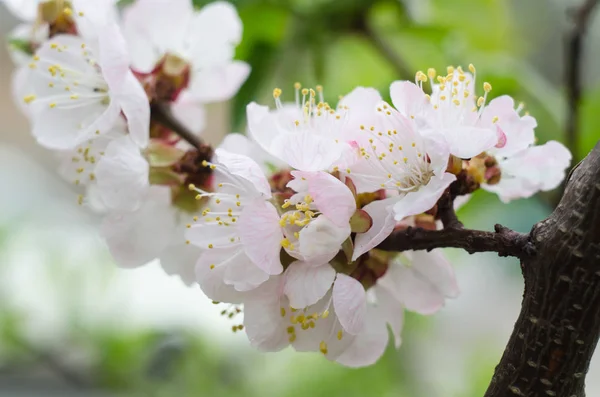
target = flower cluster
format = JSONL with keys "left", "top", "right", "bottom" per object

{"left": 4, "top": 0, "right": 572, "bottom": 367}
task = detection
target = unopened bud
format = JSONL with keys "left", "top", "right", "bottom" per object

{"left": 485, "top": 166, "right": 502, "bottom": 185}
{"left": 447, "top": 155, "right": 464, "bottom": 175}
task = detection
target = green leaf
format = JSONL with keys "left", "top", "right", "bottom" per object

{"left": 7, "top": 37, "right": 33, "bottom": 57}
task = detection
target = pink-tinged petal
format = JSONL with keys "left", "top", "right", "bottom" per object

{"left": 290, "top": 171, "right": 356, "bottom": 227}
{"left": 171, "top": 92, "right": 206, "bottom": 135}
{"left": 238, "top": 200, "right": 284, "bottom": 275}
{"left": 118, "top": 72, "right": 150, "bottom": 148}
{"left": 298, "top": 216, "right": 351, "bottom": 263}
{"left": 441, "top": 126, "right": 498, "bottom": 159}
{"left": 422, "top": 132, "right": 451, "bottom": 178}
{"left": 495, "top": 125, "right": 507, "bottom": 148}
{"left": 272, "top": 131, "right": 344, "bottom": 171}
{"left": 95, "top": 135, "right": 149, "bottom": 211}
{"left": 392, "top": 172, "right": 456, "bottom": 221}
{"left": 243, "top": 276, "right": 290, "bottom": 352}
{"left": 378, "top": 250, "right": 458, "bottom": 315}
{"left": 335, "top": 307, "right": 389, "bottom": 367}
{"left": 101, "top": 187, "right": 175, "bottom": 268}
{"left": 214, "top": 149, "right": 271, "bottom": 197}
{"left": 352, "top": 197, "right": 398, "bottom": 261}
{"left": 195, "top": 248, "right": 246, "bottom": 304}
{"left": 373, "top": 286, "right": 404, "bottom": 348}
{"left": 339, "top": 86, "right": 382, "bottom": 108}
{"left": 188, "top": 61, "right": 250, "bottom": 103}
{"left": 283, "top": 262, "right": 336, "bottom": 308}
{"left": 333, "top": 274, "right": 367, "bottom": 335}
{"left": 390, "top": 80, "right": 429, "bottom": 118}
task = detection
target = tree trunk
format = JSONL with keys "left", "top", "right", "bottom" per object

{"left": 484, "top": 142, "right": 600, "bottom": 396}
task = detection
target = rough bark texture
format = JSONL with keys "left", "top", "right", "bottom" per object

{"left": 484, "top": 142, "right": 600, "bottom": 397}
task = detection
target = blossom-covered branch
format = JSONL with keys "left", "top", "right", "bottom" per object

{"left": 377, "top": 224, "right": 534, "bottom": 259}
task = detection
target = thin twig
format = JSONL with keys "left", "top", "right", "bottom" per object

{"left": 437, "top": 191, "right": 464, "bottom": 230}
{"left": 362, "top": 24, "right": 412, "bottom": 81}
{"left": 151, "top": 103, "right": 203, "bottom": 149}
{"left": 377, "top": 224, "right": 535, "bottom": 259}
{"left": 565, "top": 0, "right": 599, "bottom": 158}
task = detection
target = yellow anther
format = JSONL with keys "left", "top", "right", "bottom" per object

{"left": 280, "top": 238, "right": 291, "bottom": 248}
{"left": 294, "top": 82, "right": 301, "bottom": 89}
{"left": 337, "top": 330, "right": 343, "bottom": 340}
{"left": 309, "top": 88, "right": 316, "bottom": 97}
{"left": 195, "top": 194, "right": 202, "bottom": 200}
{"left": 193, "top": 216, "right": 199, "bottom": 222}
{"left": 63, "top": 6, "right": 73, "bottom": 15}
{"left": 468, "top": 63, "right": 476, "bottom": 74}
{"left": 281, "top": 308, "right": 287, "bottom": 317}
{"left": 492, "top": 116, "right": 499, "bottom": 123}
{"left": 77, "top": 194, "right": 83, "bottom": 205}
{"left": 281, "top": 200, "right": 291, "bottom": 209}
{"left": 322, "top": 310, "right": 330, "bottom": 319}
{"left": 23, "top": 95, "right": 36, "bottom": 104}
{"left": 210, "top": 165, "right": 216, "bottom": 170}
{"left": 452, "top": 99, "right": 460, "bottom": 106}
{"left": 477, "top": 97, "right": 485, "bottom": 107}
{"left": 447, "top": 66, "right": 455, "bottom": 75}
{"left": 208, "top": 244, "right": 214, "bottom": 249}
{"left": 483, "top": 82, "right": 492, "bottom": 92}
{"left": 210, "top": 264, "right": 215, "bottom": 269}
{"left": 316, "top": 85, "right": 323, "bottom": 92}
{"left": 201, "top": 160, "right": 209, "bottom": 167}
{"left": 319, "top": 341, "right": 328, "bottom": 355}
{"left": 427, "top": 68, "right": 436, "bottom": 79}
{"left": 50, "top": 43, "right": 58, "bottom": 49}
{"left": 188, "top": 183, "right": 196, "bottom": 190}
{"left": 273, "top": 88, "right": 282, "bottom": 98}
{"left": 70, "top": 94, "right": 79, "bottom": 100}
{"left": 301, "top": 88, "right": 309, "bottom": 96}
{"left": 288, "top": 334, "right": 296, "bottom": 343}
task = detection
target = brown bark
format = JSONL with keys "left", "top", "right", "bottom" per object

{"left": 483, "top": 142, "right": 600, "bottom": 396}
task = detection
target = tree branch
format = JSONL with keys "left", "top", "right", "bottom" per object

{"left": 484, "top": 141, "right": 600, "bottom": 397}
{"left": 150, "top": 102, "right": 203, "bottom": 149}
{"left": 362, "top": 24, "right": 412, "bottom": 81}
{"left": 376, "top": 224, "right": 534, "bottom": 259}
{"left": 565, "top": 0, "right": 599, "bottom": 158}
{"left": 437, "top": 191, "right": 464, "bottom": 230}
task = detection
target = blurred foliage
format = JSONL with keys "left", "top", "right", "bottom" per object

{"left": 3, "top": 0, "right": 600, "bottom": 396}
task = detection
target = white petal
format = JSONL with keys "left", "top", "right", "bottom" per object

{"left": 298, "top": 216, "right": 350, "bottom": 263}
{"left": 283, "top": 262, "right": 336, "bottom": 308}
{"left": 188, "top": 61, "right": 250, "bottom": 103}
{"left": 392, "top": 172, "right": 456, "bottom": 221}
{"left": 94, "top": 136, "right": 149, "bottom": 211}
{"left": 272, "top": 131, "right": 344, "bottom": 172}
{"left": 171, "top": 92, "right": 206, "bottom": 135}
{"left": 373, "top": 286, "right": 404, "bottom": 348}
{"left": 214, "top": 149, "right": 272, "bottom": 197}
{"left": 440, "top": 126, "right": 498, "bottom": 159}
{"left": 117, "top": 72, "right": 150, "bottom": 148}
{"left": 187, "top": 1, "right": 242, "bottom": 68}
{"left": 223, "top": 252, "right": 269, "bottom": 291}
{"left": 390, "top": 80, "right": 429, "bottom": 118}
{"left": 195, "top": 248, "right": 246, "bottom": 304}
{"left": 334, "top": 307, "right": 389, "bottom": 368}
{"left": 2, "top": 0, "right": 39, "bottom": 21}
{"left": 101, "top": 187, "right": 175, "bottom": 268}
{"left": 238, "top": 200, "right": 284, "bottom": 275}
{"left": 243, "top": 276, "right": 290, "bottom": 352}
{"left": 378, "top": 250, "right": 458, "bottom": 315}
{"left": 352, "top": 197, "right": 398, "bottom": 261}
{"left": 333, "top": 274, "right": 367, "bottom": 335}
{"left": 159, "top": 239, "right": 202, "bottom": 286}
{"left": 97, "top": 22, "right": 131, "bottom": 90}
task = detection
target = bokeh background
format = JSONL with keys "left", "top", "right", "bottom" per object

{"left": 1, "top": 0, "right": 600, "bottom": 396}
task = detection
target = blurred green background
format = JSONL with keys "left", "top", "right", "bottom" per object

{"left": 0, "top": 0, "right": 599, "bottom": 396}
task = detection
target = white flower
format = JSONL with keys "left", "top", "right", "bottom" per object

{"left": 339, "top": 85, "right": 455, "bottom": 259}
{"left": 242, "top": 274, "right": 397, "bottom": 367}
{"left": 391, "top": 66, "right": 501, "bottom": 159}
{"left": 482, "top": 141, "right": 572, "bottom": 203}
{"left": 246, "top": 86, "right": 354, "bottom": 172}
{"left": 23, "top": 23, "right": 149, "bottom": 150}
{"left": 217, "top": 133, "right": 287, "bottom": 176}
{"left": 186, "top": 149, "right": 281, "bottom": 295}
{"left": 122, "top": 0, "right": 249, "bottom": 103}
{"left": 476, "top": 95, "right": 572, "bottom": 202}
